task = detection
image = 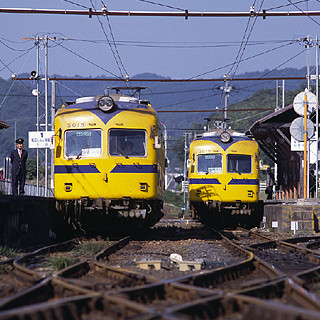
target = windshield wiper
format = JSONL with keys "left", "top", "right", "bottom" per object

{"left": 76, "top": 143, "right": 90, "bottom": 159}
{"left": 76, "top": 150, "right": 83, "bottom": 159}
{"left": 232, "top": 166, "right": 241, "bottom": 175}
{"left": 116, "top": 146, "right": 129, "bottom": 159}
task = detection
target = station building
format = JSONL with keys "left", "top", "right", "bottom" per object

{"left": 247, "top": 103, "right": 320, "bottom": 233}
{"left": 0, "top": 120, "right": 10, "bottom": 130}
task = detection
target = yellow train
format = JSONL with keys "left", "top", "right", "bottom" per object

{"left": 54, "top": 87, "right": 165, "bottom": 232}
{"left": 188, "top": 129, "right": 262, "bottom": 228}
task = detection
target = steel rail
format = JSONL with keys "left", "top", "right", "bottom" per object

{"left": 165, "top": 293, "right": 320, "bottom": 320}
{"left": 0, "top": 292, "right": 153, "bottom": 320}
{"left": 13, "top": 239, "right": 85, "bottom": 281}
{"left": 170, "top": 230, "right": 283, "bottom": 291}
{"left": 237, "top": 277, "right": 320, "bottom": 311}
{"left": 55, "top": 259, "right": 160, "bottom": 291}
{"left": 0, "top": 277, "right": 93, "bottom": 312}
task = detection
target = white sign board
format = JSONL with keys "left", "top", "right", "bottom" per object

{"left": 291, "top": 137, "right": 318, "bottom": 164}
{"left": 182, "top": 181, "right": 189, "bottom": 192}
{"left": 291, "top": 136, "right": 304, "bottom": 151}
{"left": 29, "top": 131, "right": 54, "bottom": 149}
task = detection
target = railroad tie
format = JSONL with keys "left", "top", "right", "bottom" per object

{"left": 178, "top": 260, "right": 204, "bottom": 271}
{"left": 137, "top": 260, "right": 162, "bottom": 270}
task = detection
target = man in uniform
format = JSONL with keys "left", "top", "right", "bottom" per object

{"left": 10, "top": 138, "right": 28, "bottom": 195}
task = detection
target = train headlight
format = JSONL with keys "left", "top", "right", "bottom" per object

{"left": 220, "top": 131, "right": 231, "bottom": 143}
{"left": 98, "top": 95, "right": 114, "bottom": 112}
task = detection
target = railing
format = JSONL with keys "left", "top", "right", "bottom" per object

{"left": 0, "top": 180, "right": 54, "bottom": 197}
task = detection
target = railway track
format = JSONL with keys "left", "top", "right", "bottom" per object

{"left": 2, "top": 221, "right": 320, "bottom": 319}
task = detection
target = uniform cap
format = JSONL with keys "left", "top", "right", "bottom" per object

{"left": 15, "top": 138, "right": 24, "bottom": 144}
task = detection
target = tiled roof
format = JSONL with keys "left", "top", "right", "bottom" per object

{"left": 0, "top": 120, "right": 10, "bottom": 129}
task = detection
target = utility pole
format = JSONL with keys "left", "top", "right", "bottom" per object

{"left": 36, "top": 35, "right": 40, "bottom": 196}
{"left": 306, "top": 35, "right": 311, "bottom": 91}
{"left": 22, "top": 34, "right": 61, "bottom": 197}
{"left": 219, "top": 75, "right": 233, "bottom": 131}
{"left": 282, "top": 80, "right": 285, "bottom": 109}
{"left": 183, "top": 133, "right": 187, "bottom": 210}
{"left": 276, "top": 80, "right": 279, "bottom": 111}
{"left": 51, "top": 80, "right": 56, "bottom": 191}
{"left": 45, "top": 35, "right": 49, "bottom": 196}
{"left": 309, "top": 36, "right": 320, "bottom": 198}
{"left": 275, "top": 80, "right": 285, "bottom": 111}
{"left": 316, "top": 36, "right": 319, "bottom": 198}
{"left": 300, "top": 36, "right": 320, "bottom": 199}
{"left": 161, "top": 122, "right": 167, "bottom": 190}
{"left": 181, "top": 132, "right": 192, "bottom": 219}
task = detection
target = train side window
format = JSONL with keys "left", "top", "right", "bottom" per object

{"left": 197, "top": 154, "right": 222, "bottom": 174}
{"left": 227, "top": 154, "right": 251, "bottom": 174}
{"left": 65, "top": 129, "right": 102, "bottom": 158}
{"left": 109, "top": 129, "right": 146, "bottom": 157}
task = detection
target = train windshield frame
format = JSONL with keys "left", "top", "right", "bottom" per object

{"left": 197, "top": 154, "right": 223, "bottom": 174}
{"left": 108, "top": 129, "right": 147, "bottom": 158}
{"left": 227, "top": 154, "right": 252, "bottom": 174}
{"left": 64, "top": 129, "right": 102, "bottom": 158}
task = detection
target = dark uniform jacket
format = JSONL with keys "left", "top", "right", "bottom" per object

{"left": 10, "top": 149, "right": 28, "bottom": 175}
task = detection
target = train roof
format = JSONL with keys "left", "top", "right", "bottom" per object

{"left": 201, "top": 129, "right": 246, "bottom": 138}
{"left": 193, "top": 129, "right": 255, "bottom": 149}
{"left": 61, "top": 94, "right": 154, "bottom": 112}
{"left": 56, "top": 93, "right": 156, "bottom": 125}
{"left": 196, "top": 129, "right": 251, "bottom": 140}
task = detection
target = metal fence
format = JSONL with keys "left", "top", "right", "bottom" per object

{"left": 0, "top": 179, "right": 54, "bottom": 197}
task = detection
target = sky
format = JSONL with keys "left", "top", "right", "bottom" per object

{"left": 1, "top": 0, "right": 320, "bottom": 81}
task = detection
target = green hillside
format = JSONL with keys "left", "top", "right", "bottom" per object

{"left": 0, "top": 68, "right": 310, "bottom": 172}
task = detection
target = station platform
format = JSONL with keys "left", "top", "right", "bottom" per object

{"left": 263, "top": 199, "right": 320, "bottom": 234}
{"left": 0, "top": 195, "right": 70, "bottom": 248}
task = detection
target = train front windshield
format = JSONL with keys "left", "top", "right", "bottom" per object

{"left": 197, "top": 154, "right": 222, "bottom": 173}
{"left": 109, "top": 129, "right": 146, "bottom": 157}
{"left": 227, "top": 154, "right": 251, "bottom": 173}
{"left": 65, "top": 129, "right": 102, "bottom": 158}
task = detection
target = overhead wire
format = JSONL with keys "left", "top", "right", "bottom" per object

{"left": 0, "top": 38, "right": 35, "bottom": 52}
{"left": 188, "top": 40, "right": 296, "bottom": 79}
{"left": 264, "top": 0, "right": 310, "bottom": 10}
{"left": 51, "top": 40, "right": 121, "bottom": 78}
{"left": 0, "top": 1, "right": 312, "bottom": 118}
{"left": 287, "top": 0, "right": 320, "bottom": 27}
{"left": 59, "top": 0, "right": 129, "bottom": 81}
{"left": 156, "top": 91, "right": 223, "bottom": 110}
{"left": 256, "top": 48, "right": 306, "bottom": 79}
{"left": 60, "top": 0, "right": 89, "bottom": 9}
{"left": 228, "top": 0, "right": 265, "bottom": 79}
{"left": 227, "top": 1, "right": 255, "bottom": 77}
{"left": 156, "top": 44, "right": 305, "bottom": 111}
{"left": 229, "top": 109, "right": 272, "bottom": 126}
{"left": 55, "top": 80, "right": 84, "bottom": 97}
{"left": 63, "top": 37, "right": 295, "bottom": 48}
{"left": 231, "top": 49, "right": 306, "bottom": 93}
{"left": 89, "top": 0, "right": 129, "bottom": 81}
{"left": 0, "top": 49, "right": 34, "bottom": 73}
{"left": 136, "top": 0, "right": 185, "bottom": 11}
{"left": 0, "top": 48, "right": 35, "bottom": 109}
